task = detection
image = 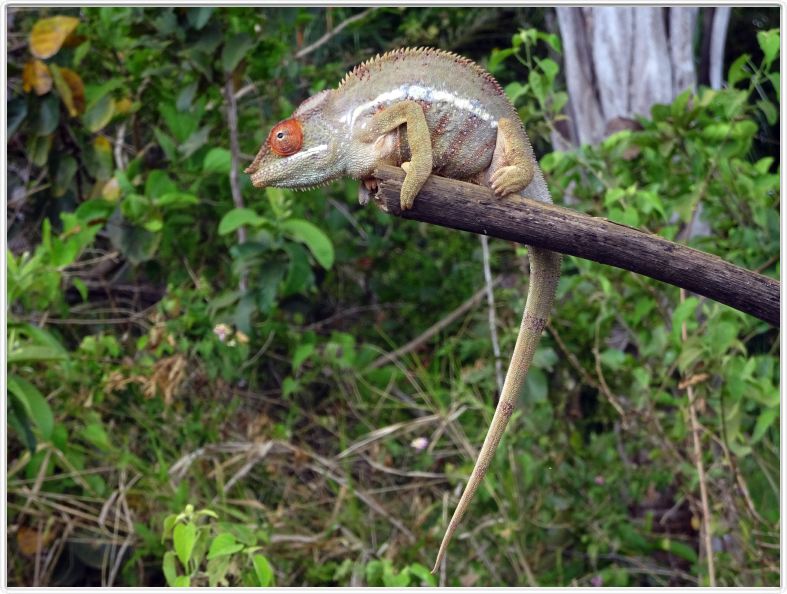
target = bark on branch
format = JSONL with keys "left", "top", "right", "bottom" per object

{"left": 371, "top": 165, "right": 779, "bottom": 326}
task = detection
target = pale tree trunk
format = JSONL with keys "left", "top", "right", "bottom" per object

{"left": 553, "top": 7, "right": 731, "bottom": 584}
{"left": 555, "top": 7, "right": 705, "bottom": 147}
{"left": 708, "top": 7, "right": 731, "bottom": 89}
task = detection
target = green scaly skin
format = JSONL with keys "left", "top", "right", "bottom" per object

{"left": 246, "top": 47, "right": 561, "bottom": 575}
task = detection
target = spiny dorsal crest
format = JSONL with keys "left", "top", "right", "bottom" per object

{"left": 337, "top": 47, "right": 505, "bottom": 95}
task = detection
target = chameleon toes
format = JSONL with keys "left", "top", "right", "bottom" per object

{"left": 490, "top": 165, "right": 525, "bottom": 197}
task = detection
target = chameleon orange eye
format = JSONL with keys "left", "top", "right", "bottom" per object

{"left": 268, "top": 118, "right": 303, "bottom": 156}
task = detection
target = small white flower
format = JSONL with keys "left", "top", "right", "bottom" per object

{"left": 213, "top": 323, "right": 232, "bottom": 342}
{"left": 410, "top": 437, "right": 429, "bottom": 451}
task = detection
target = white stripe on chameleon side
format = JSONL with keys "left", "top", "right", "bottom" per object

{"left": 344, "top": 84, "right": 499, "bottom": 130}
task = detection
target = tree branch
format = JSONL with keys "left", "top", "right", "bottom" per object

{"left": 225, "top": 77, "right": 248, "bottom": 292}
{"left": 370, "top": 165, "right": 779, "bottom": 326}
{"left": 295, "top": 8, "right": 378, "bottom": 59}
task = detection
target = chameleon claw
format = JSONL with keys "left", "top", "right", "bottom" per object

{"left": 489, "top": 165, "right": 526, "bottom": 197}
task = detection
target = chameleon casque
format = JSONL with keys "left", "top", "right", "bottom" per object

{"left": 246, "top": 47, "right": 561, "bottom": 573}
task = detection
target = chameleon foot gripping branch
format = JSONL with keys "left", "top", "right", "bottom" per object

{"left": 246, "top": 47, "right": 561, "bottom": 573}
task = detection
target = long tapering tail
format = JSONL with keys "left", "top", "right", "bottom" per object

{"left": 431, "top": 245, "right": 561, "bottom": 574}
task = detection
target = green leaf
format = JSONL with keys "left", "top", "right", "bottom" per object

{"left": 179, "top": 125, "right": 211, "bottom": 158}
{"left": 671, "top": 297, "right": 699, "bottom": 343}
{"left": 757, "top": 29, "right": 779, "bottom": 65}
{"left": 705, "top": 321, "right": 740, "bottom": 358}
{"left": 280, "top": 218, "right": 334, "bottom": 269}
{"left": 115, "top": 169, "right": 135, "bottom": 194}
{"left": 144, "top": 217, "right": 163, "bottom": 232}
{"left": 252, "top": 554, "right": 274, "bottom": 586}
{"left": 203, "top": 147, "right": 232, "bottom": 174}
{"left": 282, "top": 376, "right": 298, "bottom": 397}
{"left": 255, "top": 260, "right": 286, "bottom": 314}
{"left": 727, "top": 53, "right": 750, "bottom": 87}
{"left": 83, "top": 79, "right": 123, "bottom": 108}
{"left": 767, "top": 72, "right": 779, "bottom": 101}
{"left": 8, "top": 345, "right": 67, "bottom": 363}
{"left": 702, "top": 122, "right": 731, "bottom": 141}
{"left": 756, "top": 99, "right": 778, "bottom": 125}
{"left": 487, "top": 48, "right": 515, "bottom": 72}
{"left": 7, "top": 376, "right": 54, "bottom": 440}
{"left": 8, "top": 96, "right": 28, "bottom": 137}
{"left": 537, "top": 31, "right": 562, "bottom": 53}
{"left": 35, "top": 94, "right": 60, "bottom": 136}
{"left": 159, "top": 99, "right": 205, "bottom": 143}
{"left": 292, "top": 343, "right": 314, "bottom": 371}
{"left": 383, "top": 568, "right": 411, "bottom": 587}
{"left": 187, "top": 7, "right": 213, "bottom": 30}
{"left": 173, "top": 522, "right": 197, "bottom": 567}
{"left": 282, "top": 242, "right": 314, "bottom": 296}
{"left": 535, "top": 57, "right": 559, "bottom": 84}
{"left": 162, "top": 551, "right": 178, "bottom": 586}
{"left": 600, "top": 348, "right": 626, "bottom": 370}
{"left": 28, "top": 134, "right": 52, "bottom": 167}
{"left": 157, "top": 192, "right": 199, "bottom": 208}
{"left": 153, "top": 127, "right": 177, "bottom": 162}
{"left": 52, "top": 155, "right": 77, "bottom": 197}
{"left": 222, "top": 33, "right": 256, "bottom": 73}
{"left": 528, "top": 70, "right": 546, "bottom": 103}
{"left": 72, "top": 277, "right": 88, "bottom": 302}
{"left": 162, "top": 514, "right": 178, "bottom": 542}
{"left": 207, "top": 533, "right": 244, "bottom": 559}
{"left": 406, "top": 563, "right": 436, "bottom": 586}
{"left": 145, "top": 170, "right": 177, "bottom": 199}
{"left": 504, "top": 81, "right": 527, "bottom": 104}
{"left": 218, "top": 208, "right": 266, "bottom": 235}
{"left": 176, "top": 80, "right": 199, "bottom": 111}
{"left": 82, "top": 421, "right": 111, "bottom": 451}
{"left": 751, "top": 407, "right": 777, "bottom": 444}
{"left": 659, "top": 537, "right": 698, "bottom": 563}
{"left": 73, "top": 40, "right": 91, "bottom": 67}
{"left": 83, "top": 94, "right": 115, "bottom": 133}
{"left": 107, "top": 212, "right": 161, "bottom": 264}
{"left": 9, "top": 390, "right": 37, "bottom": 451}
{"left": 173, "top": 576, "right": 190, "bottom": 587}
{"left": 206, "top": 555, "right": 231, "bottom": 587}
{"left": 524, "top": 367, "right": 547, "bottom": 403}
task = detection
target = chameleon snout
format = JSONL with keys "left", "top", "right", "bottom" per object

{"left": 248, "top": 168, "right": 268, "bottom": 188}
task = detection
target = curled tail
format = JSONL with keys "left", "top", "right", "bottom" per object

{"left": 431, "top": 246, "right": 561, "bottom": 573}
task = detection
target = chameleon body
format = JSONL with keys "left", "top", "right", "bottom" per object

{"left": 246, "top": 47, "right": 561, "bottom": 573}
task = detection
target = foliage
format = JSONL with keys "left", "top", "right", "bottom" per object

{"left": 161, "top": 504, "right": 274, "bottom": 587}
{"left": 6, "top": 7, "right": 779, "bottom": 588}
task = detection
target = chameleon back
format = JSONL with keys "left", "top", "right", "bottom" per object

{"left": 333, "top": 48, "right": 524, "bottom": 181}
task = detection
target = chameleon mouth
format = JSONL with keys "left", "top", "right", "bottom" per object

{"left": 357, "top": 178, "right": 379, "bottom": 206}
{"left": 249, "top": 168, "right": 268, "bottom": 188}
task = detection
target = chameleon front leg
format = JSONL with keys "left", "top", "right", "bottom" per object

{"left": 360, "top": 100, "right": 433, "bottom": 210}
{"left": 432, "top": 118, "right": 561, "bottom": 574}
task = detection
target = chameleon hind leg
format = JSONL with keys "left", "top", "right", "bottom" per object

{"left": 361, "top": 100, "right": 433, "bottom": 210}
{"left": 488, "top": 117, "right": 535, "bottom": 197}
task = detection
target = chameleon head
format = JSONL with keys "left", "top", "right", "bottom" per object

{"left": 245, "top": 91, "right": 344, "bottom": 190}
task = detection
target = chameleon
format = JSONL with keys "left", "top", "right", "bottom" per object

{"left": 245, "top": 47, "right": 561, "bottom": 574}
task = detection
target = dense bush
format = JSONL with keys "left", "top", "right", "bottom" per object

{"left": 7, "top": 7, "right": 779, "bottom": 587}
